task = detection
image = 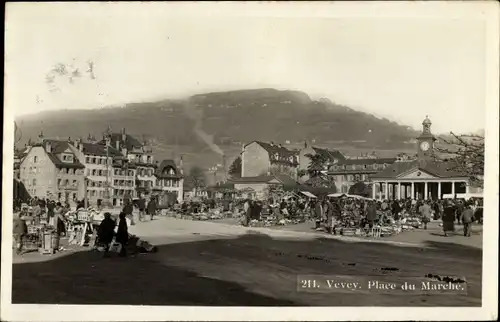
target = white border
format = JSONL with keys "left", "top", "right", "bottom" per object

{"left": 2, "top": 2, "right": 499, "bottom": 321}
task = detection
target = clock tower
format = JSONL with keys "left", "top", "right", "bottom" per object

{"left": 416, "top": 115, "right": 437, "bottom": 160}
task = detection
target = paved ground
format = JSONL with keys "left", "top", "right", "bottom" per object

{"left": 12, "top": 217, "right": 482, "bottom": 306}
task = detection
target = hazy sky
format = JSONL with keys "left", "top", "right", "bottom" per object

{"left": 5, "top": 2, "right": 493, "bottom": 134}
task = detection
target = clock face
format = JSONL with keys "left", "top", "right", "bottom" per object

{"left": 420, "top": 141, "right": 430, "bottom": 151}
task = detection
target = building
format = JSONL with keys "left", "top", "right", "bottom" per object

{"left": 328, "top": 157, "right": 397, "bottom": 194}
{"left": 69, "top": 138, "right": 125, "bottom": 206}
{"left": 241, "top": 141, "right": 299, "bottom": 179}
{"left": 103, "top": 128, "right": 157, "bottom": 197}
{"left": 19, "top": 135, "right": 85, "bottom": 201}
{"left": 14, "top": 146, "right": 29, "bottom": 180}
{"left": 153, "top": 159, "right": 184, "bottom": 204}
{"left": 370, "top": 116, "right": 474, "bottom": 200}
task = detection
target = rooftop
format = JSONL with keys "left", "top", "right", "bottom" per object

{"left": 371, "top": 159, "right": 466, "bottom": 179}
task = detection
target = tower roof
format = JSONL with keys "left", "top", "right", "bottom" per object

{"left": 423, "top": 115, "right": 432, "bottom": 125}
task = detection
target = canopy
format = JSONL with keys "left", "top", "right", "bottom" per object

{"left": 328, "top": 193, "right": 347, "bottom": 198}
{"left": 456, "top": 193, "right": 483, "bottom": 200}
{"left": 300, "top": 191, "right": 317, "bottom": 198}
{"left": 327, "top": 193, "right": 372, "bottom": 200}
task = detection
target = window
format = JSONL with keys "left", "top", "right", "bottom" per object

{"left": 57, "top": 179, "right": 61, "bottom": 186}
{"left": 373, "top": 164, "right": 378, "bottom": 170}
{"left": 32, "top": 178, "right": 37, "bottom": 186}
{"left": 33, "top": 156, "right": 38, "bottom": 163}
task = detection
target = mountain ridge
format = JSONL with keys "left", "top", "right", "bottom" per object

{"left": 15, "top": 88, "right": 424, "bottom": 169}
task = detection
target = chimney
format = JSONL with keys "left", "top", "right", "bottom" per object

{"left": 79, "top": 142, "right": 83, "bottom": 152}
{"left": 46, "top": 141, "right": 52, "bottom": 153}
{"left": 304, "top": 140, "right": 308, "bottom": 149}
{"left": 68, "top": 137, "right": 71, "bottom": 142}
{"left": 122, "top": 128, "right": 126, "bottom": 142}
{"left": 115, "top": 140, "right": 120, "bottom": 151}
{"left": 121, "top": 147, "right": 127, "bottom": 157}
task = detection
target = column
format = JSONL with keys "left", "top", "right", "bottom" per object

{"left": 451, "top": 181, "right": 455, "bottom": 197}
{"left": 384, "top": 182, "right": 388, "bottom": 200}
{"left": 424, "top": 182, "right": 428, "bottom": 200}
{"left": 378, "top": 183, "right": 382, "bottom": 201}
{"left": 372, "top": 182, "right": 377, "bottom": 199}
{"left": 437, "top": 182, "right": 442, "bottom": 199}
{"left": 397, "top": 182, "right": 401, "bottom": 200}
{"left": 411, "top": 182, "right": 415, "bottom": 199}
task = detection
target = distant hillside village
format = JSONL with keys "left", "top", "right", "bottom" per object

{"left": 14, "top": 116, "right": 482, "bottom": 207}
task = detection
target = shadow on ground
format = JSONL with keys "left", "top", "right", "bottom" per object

{"left": 12, "top": 230, "right": 482, "bottom": 306}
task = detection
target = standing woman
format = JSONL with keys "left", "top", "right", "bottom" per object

{"left": 147, "top": 196, "right": 157, "bottom": 221}
{"left": 442, "top": 200, "right": 456, "bottom": 237}
{"left": 116, "top": 212, "right": 129, "bottom": 257}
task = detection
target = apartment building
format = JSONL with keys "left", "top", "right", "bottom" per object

{"left": 241, "top": 141, "right": 299, "bottom": 179}
{"left": 153, "top": 159, "right": 184, "bottom": 204}
{"left": 19, "top": 136, "right": 85, "bottom": 201}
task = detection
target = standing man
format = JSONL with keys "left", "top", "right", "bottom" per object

{"left": 325, "top": 198, "right": 334, "bottom": 234}
{"left": 13, "top": 212, "right": 28, "bottom": 255}
{"left": 455, "top": 200, "right": 464, "bottom": 224}
{"left": 138, "top": 194, "right": 146, "bottom": 222}
{"left": 314, "top": 199, "right": 324, "bottom": 230}
{"left": 420, "top": 201, "right": 432, "bottom": 230}
{"left": 461, "top": 203, "right": 474, "bottom": 237}
{"left": 366, "top": 201, "right": 377, "bottom": 230}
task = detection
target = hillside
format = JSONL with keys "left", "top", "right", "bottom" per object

{"left": 15, "top": 88, "right": 420, "bottom": 170}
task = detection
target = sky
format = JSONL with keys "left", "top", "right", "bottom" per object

{"left": 5, "top": 2, "right": 493, "bottom": 134}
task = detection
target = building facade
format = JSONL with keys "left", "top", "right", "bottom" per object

{"left": 241, "top": 141, "right": 299, "bottom": 179}
{"left": 371, "top": 116, "right": 473, "bottom": 200}
{"left": 328, "top": 157, "right": 397, "bottom": 194}
{"left": 154, "top": 160, "right": 184, "bottom": 204}
{"left": 19, "top": 137, "right": 85, "bottom": 201}
{"left": 70, "top": 139, "right": 123, "bottom": 206}
{"left": 104, "top": 128, "right": 157, "bottom": 198}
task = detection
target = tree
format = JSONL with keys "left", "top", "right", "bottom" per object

{"left": 305, "top": 153, "right": 329, "bottom": 175}
{"left": 187, "top": 166, "right": 207, "bottom": 191}
{"left": 436, "top": 132, "right": 485, "bottom": 188}
{"left": 228, "top": 156, "right": 242, "bottom": 178}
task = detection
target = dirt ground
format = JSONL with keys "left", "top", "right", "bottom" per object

{"left": 12, "top": 217, "right": 482, "bottom": 306}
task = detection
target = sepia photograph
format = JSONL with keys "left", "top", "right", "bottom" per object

{"left": 2, "top": 2, "right": 498, "bottom": 321}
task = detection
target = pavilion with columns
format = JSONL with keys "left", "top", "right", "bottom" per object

{"left": 370, "top": 116, "right": 471, "bottom": 200}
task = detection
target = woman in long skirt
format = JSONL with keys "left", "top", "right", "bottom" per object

{"left": 442, "top": 201, "right": 456, "bottom": 237}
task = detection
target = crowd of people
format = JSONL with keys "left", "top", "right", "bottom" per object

{"left": 306, "top": 196, "right": 483, "bottom": 237}
{"left": 13, "top": 192, "right": 483, "bottom": 256}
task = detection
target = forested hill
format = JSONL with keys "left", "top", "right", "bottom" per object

{"left": 16, "top": 88, "right": 419, "bottom": 153}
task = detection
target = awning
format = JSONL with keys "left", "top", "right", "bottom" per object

{"left": 300, "top": 191, "right": 317, "bottom": 198}
{"left": 328, "top": 193, "right": 347, "bottom": 198}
